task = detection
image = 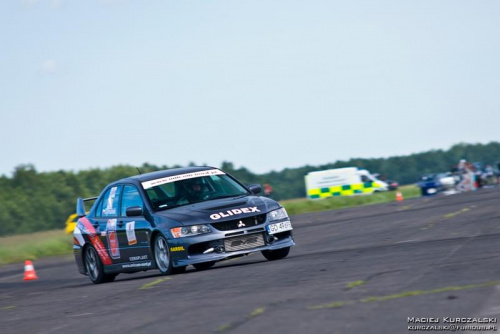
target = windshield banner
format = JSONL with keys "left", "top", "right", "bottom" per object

{"left": 141, "top": 169, "right": 225, "bottom": 189}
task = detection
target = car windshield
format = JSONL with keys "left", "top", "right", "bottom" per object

{"left": 142, "top": 170, "right": 249, "bottom": 210}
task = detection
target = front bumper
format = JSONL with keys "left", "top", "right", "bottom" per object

{"left": 173, "top": 232, "right": 294, "bottom": 267}
{"left": 168, "top": 216, "right": 294, "bottom": 267}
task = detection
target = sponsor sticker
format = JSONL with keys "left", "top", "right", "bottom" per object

{"left": 210, "top": 207, "right": 260, "bottom": 220}
{"left": 106, "top": 219, "right": 120, "bottom": 259}
{"left": 141, "top": 169, "right": 225, "bottom": 189}
{"left": 79, "top": 217, "right": 112, "bottom": 265}
{"left": 122, "top": 261, "right": 152, "bottom": 269}
{"left": 104, "top": 186, "right": 118, "bottom": 214}
{"left": 126, "top": 221, "right": 137, "bottom": 245}
{"left": 170, "top": 246, "right": 185, "bottom": 252}
{"left": 73, "top": 225, "right": 85, "bottom": 246}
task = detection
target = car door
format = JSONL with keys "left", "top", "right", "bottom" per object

{"left": 118, "top": 184, "right": 153, "bottom": 264}
{"left": 93, "top": 184, "right": 125, "bottom": 264}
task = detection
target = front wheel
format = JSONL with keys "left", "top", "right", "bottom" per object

{"left": 171, "top": 266, "right": 186, "bottom": 275}
{"left": 262, "top": 247, "right": 290, "bottom": 261}
{"left": 153, "top": 235, "right": 173, "bottom": 275}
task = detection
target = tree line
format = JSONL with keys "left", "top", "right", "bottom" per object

{"left": 1, "top": 142, "right": 499, "bottom": 236}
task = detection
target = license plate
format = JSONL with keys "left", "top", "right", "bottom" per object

{"left": 267, "top": 220, "right": 293, "bottom": 235}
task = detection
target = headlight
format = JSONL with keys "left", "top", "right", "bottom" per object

{"left": 268, "top": 207, "right": 288, "bottom": 222}
{"left": 171, "top": 225, "right": 211, "bottom": 238}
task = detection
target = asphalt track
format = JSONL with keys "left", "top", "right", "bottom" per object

{"left": 1, "top": 188, "right": 500, "bottom": 334}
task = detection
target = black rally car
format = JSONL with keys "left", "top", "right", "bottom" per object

{"left": 73, "top": 166, "right": 294, "bottom": 283}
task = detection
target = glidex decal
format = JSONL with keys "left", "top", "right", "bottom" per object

{"left": 210, "top": 207, "right": 260, "bottom": 220}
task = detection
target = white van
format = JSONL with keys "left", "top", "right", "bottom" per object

{"left": 305, "top": 167, "right": 389, "bottom": 199}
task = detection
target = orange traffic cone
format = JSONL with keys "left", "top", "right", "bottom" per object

{"left": 23, "top": 260, "right": 38, "bottom": 281}
{"left": 396, "top": 192, "right": 404, "bottom": 202}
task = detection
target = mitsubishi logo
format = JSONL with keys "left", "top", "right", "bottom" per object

{"left": 237, "top": 220, "right": 246, "bottom": 228}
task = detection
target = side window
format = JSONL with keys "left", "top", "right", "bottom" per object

{"left": 96, "top": 185, "right": 122, "bottom": 218}
{"left": 361, "top": 175, "right": 369, "bottom": 183}
{"left": 121, "top": 185, "right": 144, "bottom": 216}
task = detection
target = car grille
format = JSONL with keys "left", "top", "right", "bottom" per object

{"left": 224, "top": 233, "right": 265, "bottom": 252}
{"left": 210, "top": 214, "right": 266, "bottom": 231}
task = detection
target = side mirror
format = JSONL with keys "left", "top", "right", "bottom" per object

{"left": 248, "top": 184, "right": 262, "bottom": 195}
{"left": 126, "top": 206, "right": 143, "bottom": 217}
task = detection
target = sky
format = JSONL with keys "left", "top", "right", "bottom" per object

{"left": 1, "top": 0, "right": 499, "bottom": 177}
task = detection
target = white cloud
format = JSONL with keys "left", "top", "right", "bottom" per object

{"left": 41, "top": 59, "right": 58, "bottom": 74}
{"left": 21, "top": 0, "right": 40, "bottom": 7}
{"left": 50, "top": 0, "right": 64, "bottom": 9}
{"left": 99, "top": 0, "right": 130, "bottom": 6}
{"left": 21, "top": 0, "right": 65, "bottom": 9}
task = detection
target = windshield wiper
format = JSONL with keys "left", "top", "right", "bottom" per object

{"left": 208, "top": 194, "right": 247, "bottom": 201}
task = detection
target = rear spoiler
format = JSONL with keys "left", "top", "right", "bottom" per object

{"left": 76, "top": 196, "right": 98, "bottom": 217}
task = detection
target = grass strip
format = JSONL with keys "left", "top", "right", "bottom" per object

{"left": 0, "top": 230, "right": 73, "bottom": 266}
{"left": 281, "top": 185, "right": 420, "bottom": 215}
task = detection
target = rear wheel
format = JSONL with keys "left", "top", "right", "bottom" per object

{"left": 103, "top": 274, "right": 117, "bottom": 282}
{"left": 262, "top": 247, "right": 290, "bottom": 261}
{"left": 193, "top": 261, "right": 215, "bottom": 271}
{"left": 154, "top": 235, "right": 173, "bottom": 275}
{"left": 84, "top": 245, "right": 114, "bottom": 284}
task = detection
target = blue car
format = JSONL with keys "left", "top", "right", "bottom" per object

{"left": 417, "top": 173, "right": 456, "bottom": 196}
{"left": 418, "top": 174, "right": 442, "bottom": 196}
{"left": 73, "top": 166, "right": 295, "bottom": 283}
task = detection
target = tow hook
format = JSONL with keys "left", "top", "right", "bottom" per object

{"left": 267, "top": 235, "right": 278, "bottom": 243}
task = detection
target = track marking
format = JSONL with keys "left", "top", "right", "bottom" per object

{"left": 444, "top": 207, "right": 470, "bottom": 219}
{"left": 345, "top": 280, "right": 366, "bottom": 290}
{"left": 396, "top": 240, "right": 419, "bottom": 244}
{"left": 422, "top": 207, "right": 472, "bottom": 230}
{"left": 396, "top": 205, "right": 411, "bottom": 211}
{"left": 308, "top": 280, "right": 500, "bottom": 310}
{"left": 250, "top": 307, "right": 265, "bottom": 317}
{"left": 216, "top": 306, "right": 266, "bottom": 332}
{"left": 139, "top": 277, "right": 171, "bottom": 290}
{"left": 66, "top": 312, "right": 94, "bottom": 317}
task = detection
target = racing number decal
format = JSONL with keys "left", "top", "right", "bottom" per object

{"left": 79, "top": 217, "right": 113, "bottom": 265}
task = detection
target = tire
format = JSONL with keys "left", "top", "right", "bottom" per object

{"left": 171, "top": 266, "right": 186, "bottom": 275}
{"left": 103, "top": 274, "right": 117, "bottom": 283}
{"left": 261, "top": 247, "right": 290, "bottom": 261}
{"left": 84, "top": 245, "right": 110, "bottom": 284}
{"left": 153, "top": 234, "right": 173, "bottom": 275}
{"left": 193, "top": 261, "right": 215, "bottom": 271}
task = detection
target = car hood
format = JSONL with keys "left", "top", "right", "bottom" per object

{"left": 154, "top": 195, "right": 280, "bottom": 226}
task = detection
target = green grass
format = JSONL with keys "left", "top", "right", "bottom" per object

{"left": 0, "top": 230, "right": 73, "bottom": 266}
{"left": 281, "top": 185, "right": 420, "bottom": 215}
{"left": 0, "top": 186, "right": 420, "bottom": 266}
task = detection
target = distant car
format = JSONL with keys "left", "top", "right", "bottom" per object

{"left": 386, "top": 180, "right": 399, "bottom": 191}
{"left": 436, "top": 172, "right": 457, "bottom": 190}
{"left": 73, "top": 166, "right": 295, "bottom": 284}
{"left": 417, "top": 173, "right": 456, "bottom": 196}
{"left": 64, "top": 213, "right": 78, "bottom": 234}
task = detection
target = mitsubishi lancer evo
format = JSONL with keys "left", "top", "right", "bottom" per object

{"left": 73, "top": 166, "right": 294, "bottom": 283}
